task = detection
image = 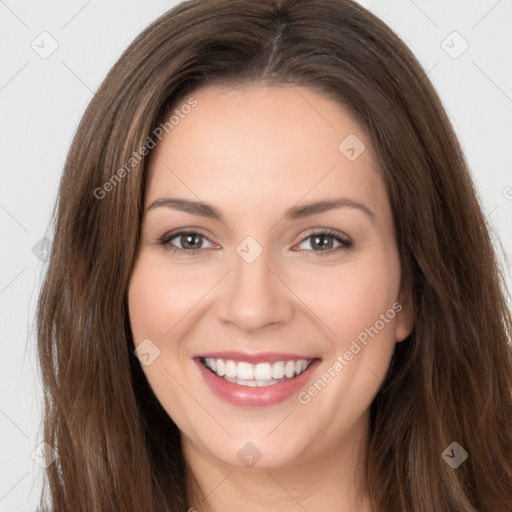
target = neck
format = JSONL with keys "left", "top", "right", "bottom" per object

{"left": 183, "top": 415, "right": 374, "bottom": 512}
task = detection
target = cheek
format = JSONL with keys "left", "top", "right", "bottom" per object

{"left": 296, "top": 250, "right": 400, "bottom": 405}
{"left": 127, "top": 256, "right": 190, "bottom": 397}
{"left": 299, "top": 250, "right": 400, "bottom": 419}
{"left": 291, "top": 251, "right": 400, "bottom": 349}
{"left": 128, "top": 264, "right": 166, "bottom": 343}
{"left": 128, "top": 255, "right": 209, "bottom": 341}
{"left": 127, "top": 254, "right": 222, "bottom": 391}
{"left": 127, "top": 256, "right": 202, "bottom": 426}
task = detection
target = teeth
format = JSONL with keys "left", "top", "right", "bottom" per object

{"left": 203, "top": 357, "right": 313, "bottom": 384}
{"left": 225, "top": 360, "right": 237, "bottom": 378}
{"left": 272, "top": 361, "right": 285, "bottom": 379}
{"left": 285, "top": 361, "right": 295, "bottom": 378}
{"left": 237, "top": 361, "right": 254, "bottom": 380}
{"left": 224, "top": 377, "right": 280, "bottom": 387}
{"left": 255, "top": 362, "right": 272, "bottom": 380}
{"left": 216, "top": 359, "right": 225, "bottom": 376}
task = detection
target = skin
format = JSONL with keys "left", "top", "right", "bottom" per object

{"left": 128, "top": 84, "right": 413, "bottom": 512}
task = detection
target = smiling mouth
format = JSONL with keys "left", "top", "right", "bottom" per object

{"left": 199, "top": 357, "right": 315, "bottom": 387}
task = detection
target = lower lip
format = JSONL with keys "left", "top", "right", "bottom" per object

{"left": 195, "top": 358, "right": 321, "bottom": 407}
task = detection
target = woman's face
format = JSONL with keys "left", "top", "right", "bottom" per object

{"left": 128, "top": 84, "right": 412, "bottom": 470}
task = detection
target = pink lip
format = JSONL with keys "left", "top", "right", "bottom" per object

{"left": 192, "top": 351, "right": 314, "bottom": 364}
{"left": 194, "top": 356, "right": 321, "bottom": 407}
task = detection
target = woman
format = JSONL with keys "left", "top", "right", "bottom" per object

{"left": 36, "top": 0, "right": 512, "bottom": 510}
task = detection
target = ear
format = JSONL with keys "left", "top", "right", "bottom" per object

{"left": 394, "top": 276, "right": 414, "bottom": 343}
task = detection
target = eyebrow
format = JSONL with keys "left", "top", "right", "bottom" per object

{"left": 146, "top": 197, "right": 375, "bottom": 222}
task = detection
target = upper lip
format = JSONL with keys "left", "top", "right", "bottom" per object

{"left": 193, "top": 351, "right": 320, "bottom": 364}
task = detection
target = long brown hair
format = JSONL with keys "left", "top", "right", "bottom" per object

{"left": 36, "top": 0, "right": 512, "bottom": 510}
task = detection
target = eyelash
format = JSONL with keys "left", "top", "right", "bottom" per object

{"left": 158, "top": 228, "right": 353, "bottom": 257}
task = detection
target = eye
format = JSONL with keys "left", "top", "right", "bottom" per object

{"left": 294, "top": 229, "right": 352, "bottom": 256}
{"left": 158, "top": 228, "right": 352, "bottom": 256}
{"left": 159, "top": 230, "right": 216, "bottom": 255}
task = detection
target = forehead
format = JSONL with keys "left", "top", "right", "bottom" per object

{"left": 145, "top": 84, "right": 387, "bottom": 221}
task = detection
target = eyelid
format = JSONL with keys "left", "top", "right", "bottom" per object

{"left": 159, "top": 228, "right": 217, "bottom": 253}
{"left": 158, "top": 227, "right": 352, "bottom": 255}
{"left": 298, "top": 227, "right": 352, "bottom": 244}
{"left": 292, "top": 227, "right": 353, "bottom": 255}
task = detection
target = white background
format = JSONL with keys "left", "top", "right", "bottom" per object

{"left": 1, "top": 1, "right": 511, "bottom": 510}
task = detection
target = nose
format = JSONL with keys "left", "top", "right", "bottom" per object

{"left": 217, "top": 245, "right": 295, "bottom": 333}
